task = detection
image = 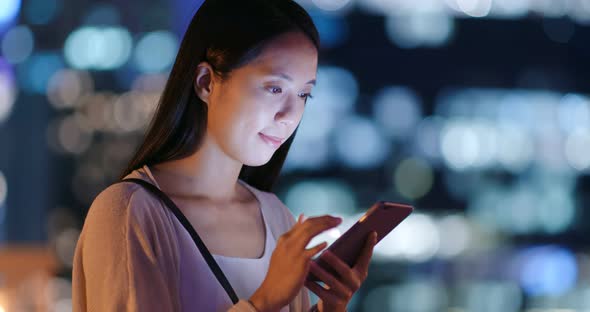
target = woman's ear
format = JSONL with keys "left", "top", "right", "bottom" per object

{"left": 194, "top": 62, "right": 216, "bottom": 105}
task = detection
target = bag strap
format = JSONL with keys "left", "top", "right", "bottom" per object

{"left": 120, "top": 178, "right": 240, "bottom": 305}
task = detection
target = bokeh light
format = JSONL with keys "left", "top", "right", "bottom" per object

{"left": 459, "top": 281, "right": 522, "bottom": 312}
{"left": 565, "top": 128, "right": 590, "bottom": 171}
{"left": 311, "top": 0, "right": 353, "bottom": 12}
{"left": 133, "top": 31, "right": 178, "bottom": 73}
{"left": 334, "top": 115, "right": 390, "bottom": 169}
{"left": 437, "top": 214, "right": 471, "bottom": 258}
{"left": 64, "top": 26, "right": 132, "bottom": 70}
{"left": 285, "top": 180, "right": 358, "bottom": 249}
{"left": 1, "top": 25, "right": 34, "bottom": 64}
{"left": 285, "top": 179, "right": 357, "bottom": 218}
{"left": 60, "top": 118, "right": 92, "bottom": 154}
{"left": 113, "top": 91, "right": 158, "bottom": 133}
{"left": 394, "top": 157, "right": 434, "bottom": 200}
{"left": 412, "top": 116, "right": 445, "bottom": 162}
{"left": 558, "top": 93, "right": 590, "bottom": 134}
{"left": 298, "top": 66, "right": 359, "bottom": 140}
{"left": 47, "top": 69, "right": 94, "bottom": 110}
{"left": 495, "top": 123, "right": 534, "bottom": 172}
{"left": 440, "top": 119, "right": 482, "bottom": 171}
{"left": 455, "top": 0, "right": 493, "bottom": 17}
{"left": 374, "top": 213, "right": 440, "bottom": 262}
{"left": 385, "top": 13, "right": 454, "bottom": 49}
{"left": 0, "top": 0, "right": 21, "bottom": 28}
{"left": 0, "top": 170, "right": 7, "bottom": 209}
{"left": 309, "top": 11, "right": 349, "bottom": 48}
{"left": 517, "top": 246, "right": 578, "bottom": 297}
{"left": 373, "top": 86, "right": 422, "bottom": 139}
{"left": 390, "top": 279, "right": 448, "bottom": 312}
{"left": 286, "top": 66, "right": 359, "bottom": 171}
{"left": 83, "top": 3, "right": 120, "bottom": 26}
{"left": 23, "top": 0, "right": 61, "bottom": 25}
{"left": 0, "top": 59, "right": 17, "bottom": 124}
{"left": 17, "top": 52, "right": 64, "bottom": 94}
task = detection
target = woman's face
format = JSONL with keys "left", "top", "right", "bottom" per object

{"left": 206, "top": 31, "right": 318, "bottom": 166}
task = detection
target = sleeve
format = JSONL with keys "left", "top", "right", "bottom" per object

{"left": 72, "top": 185, "right": 181, "bottom": 312}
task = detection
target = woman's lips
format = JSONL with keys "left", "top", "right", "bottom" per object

{"left": 259, "top": 133, "right": 283, "bottom": 148}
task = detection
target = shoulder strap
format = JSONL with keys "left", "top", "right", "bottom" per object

{"left": 120, "top": 178, "right": 240, "bottom": 305}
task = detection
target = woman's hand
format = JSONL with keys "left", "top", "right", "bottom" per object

{"left": 249, "top": 214, "right": 342, "bottom": 312}
{"left": 304, "top": 231, "right": 378, "bottom": 312}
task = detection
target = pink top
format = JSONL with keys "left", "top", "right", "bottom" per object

{"left": 72, "top": 165, "right": 312, "bottom": 311}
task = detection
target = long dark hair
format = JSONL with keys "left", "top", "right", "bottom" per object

{"left": 119, "top": 0, "right": 320, "bottom": 192}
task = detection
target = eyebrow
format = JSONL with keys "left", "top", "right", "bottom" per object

{"left": 268, "top": 73, "right": 316, "bottom": 86}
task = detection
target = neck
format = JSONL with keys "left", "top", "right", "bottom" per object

{"left": 150, "top": 136, "right": 245, "bottom": 203}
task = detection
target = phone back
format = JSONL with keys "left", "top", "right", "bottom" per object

{"left": 309, "top": 202, "right": 413, "bottom": 281}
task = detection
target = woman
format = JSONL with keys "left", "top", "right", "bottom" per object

{"left": 72, "top": 0, "right": 377, "bottom": 311}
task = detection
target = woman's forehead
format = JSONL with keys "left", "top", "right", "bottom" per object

{"left": 248, "top": 50, "right": 317, "bottom": 81}
{"left": 250, "top": 32, "right": 318, "bottom": 65}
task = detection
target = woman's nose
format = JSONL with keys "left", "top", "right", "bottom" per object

{"left": 275, "top": 95, "right": 301, "bottom": 125}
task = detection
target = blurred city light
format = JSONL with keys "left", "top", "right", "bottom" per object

{"left": 47, "top": 69, "right": 94, "bottom": 110}
{"left": 558, "top": 93, "right": 590, "bottom": 134}
{"left": 64, "top": 26, "right": 132, "bottom": 70}
{"left": 441, "top": 119, "right": 482, "bottom": 170}
{"left": 133, "top": 31, "right": 178, "bottom": 73}
{"left": 83, "top": 3, "right": 120, "bottom": 26}
{"left": 0, "top": 170, "right": 7, "bottom": 208}
{"left": 412, "top": 116, "right": 445, "bottom": 163}
{"left": 285, "top": 179, "right": 357, "bottom": 218}
{"left": 374, "top": 213, "right": 440, "bottom": 262}
{"left": 467, "top": 175, "right": 576, "bottom": 235}
{"left": 437, "top": 214, "right": 471, "bottom": 258}
{"left": 0, "top": 59, "right": 16, "bottom": 124}
{"left": 358, "top": 0, "right": 590, "bottom": 23}
{"left": 455, "top": 0, "right": 493, "bottom": 17}
{"left": 309, "top": 11, "right": 349, "bottom": 48}
{"left": 385, "top": 12, "right": 455, "bottom": 48}
{"left": 565, "top": 128, "right": 590, "bottom": 171}
{"left": 373, "top": 86, "right": 423, "bottom": 139}
{"left": 1, "top": 25, "right": 34, "bottom": 64}
{"left": 459, "top": 281, "right": 522, "bottom": 312}
{"left": 285, "top": 66, "right": 359, "bottom": 170}
{"left": 56, "top": 115, "right": 93, "bottom": 155}
{"left": 495, "top": 123, "right": 534, "bottom": 172}
{"left": 334, "top": 115, "right": 390, "bottom": 168}
{"left": 17, "top": 52, "right": 64, "bottom": 94}
{"left": 0, "top": 0, "right": 20, "bottom": 29}
{"left": 390, "top": 279, "right": 448, "bottom": 311}
{"left": 517, "top": 246, "right": 578, "bottom": 297}
{"left": 311, "top": 0, "right": 353, "bottom": 12}
{"left": 23, "top": 0, "right": 61, "bottom": 25}
{"left": 393, "top": 157, "right": 434, "bottom": 200}
{"left": 299, "top": 66, "right": 358, "bottom": 140}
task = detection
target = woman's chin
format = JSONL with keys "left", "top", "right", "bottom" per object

{"left": 242, "top": 153, "right": 274, "bottom": 167}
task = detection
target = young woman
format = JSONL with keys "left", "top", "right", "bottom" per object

{"left": 72, "top": 0, "right": 377, "bottom": 311}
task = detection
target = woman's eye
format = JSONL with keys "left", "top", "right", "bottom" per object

{"left": 267, "top": 86, "right": 282, "bottom": 94}
{"left": 299, "top": 93, "right": 314, "bottom": 101}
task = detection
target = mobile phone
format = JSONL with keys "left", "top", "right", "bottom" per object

{"left": 306, "top": 201, "right": 413, "bottom": 282}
